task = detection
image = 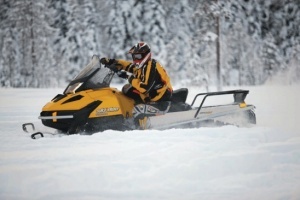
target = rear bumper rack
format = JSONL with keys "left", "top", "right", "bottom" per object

{"left": 191, "top": 90, "right": 250, "bottom": 118}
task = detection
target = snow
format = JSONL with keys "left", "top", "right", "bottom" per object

{"left": 0, "top": 85, "right": 300, "bottom": 200}
{"left": 203, "top": 31, "right": 218, "bottom": 42}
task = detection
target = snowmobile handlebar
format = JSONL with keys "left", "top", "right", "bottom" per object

{"left": 103, "top": 62, "right": 130, "bottom": 79}
{"left": 191, "top": 90, "right": 249, "bottom": 118}
{"left": 104, "top": 62, "right": 119, "bottom": 73}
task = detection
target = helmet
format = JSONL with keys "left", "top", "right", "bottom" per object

{"left": 128, "top": 42, "right": 151, "bottom": 67}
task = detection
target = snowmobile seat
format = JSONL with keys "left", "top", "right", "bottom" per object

{"left": 147, "top": 101, "right": 171, "bottom": 112}
{"left": 171, "top": 88, "right": 188, "bottom": 103}
{"left": 169, "top": 88, "right": 191, "bottom": 112}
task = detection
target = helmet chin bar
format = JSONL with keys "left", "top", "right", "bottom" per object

{"left": 133, "top": 53, "right": 151, "bottom": 68}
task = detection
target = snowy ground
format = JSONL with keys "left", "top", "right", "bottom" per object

{"left": 0, "top": 84, "right": 300, "bottom": 200}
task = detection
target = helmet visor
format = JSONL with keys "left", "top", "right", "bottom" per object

{"left": 132, "top": 54, "right": 143, "bottom": 60}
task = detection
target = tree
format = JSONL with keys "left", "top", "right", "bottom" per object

{"left": 0, "top": 0, "right": 57, "bottom": 87}
{"left": 49, "top": 0, "right": 103, "bottom": 83}
{"left": 0, "top": 0, "right": 299, "bottom": 87}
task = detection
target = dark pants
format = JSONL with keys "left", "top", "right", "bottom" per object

{"left": 122, "top": 84, "right": 172, "bottom": 103}
{"left": 122, "top": 84, "right": 144, "bottom": 103}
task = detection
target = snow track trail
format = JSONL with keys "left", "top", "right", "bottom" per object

{"left": 0, "top": 85, "right": 299, "bottom": 200}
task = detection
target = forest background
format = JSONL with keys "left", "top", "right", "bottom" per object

{"left": 0, "top": 0, "right": 299, "bottom": 88}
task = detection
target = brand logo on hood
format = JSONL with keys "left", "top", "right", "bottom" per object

{"left": 96, "top": 107, "right": 119, "bottom": 116}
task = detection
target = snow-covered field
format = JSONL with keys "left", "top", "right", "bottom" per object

{"left": 0, "top": 85, "right": 300, "bottom": 200}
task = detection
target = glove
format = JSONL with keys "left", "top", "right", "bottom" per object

{"left": 107, "top": 63, "right": 120, "bottom": 73}
{"left": 100, "top": 57, "right": 115, "bottom": 65}
{"left": 117, "top": 71, "right": 128, "bottom": 79}
{"left": 100, "top": 57, "right": 119, "bottom": 72}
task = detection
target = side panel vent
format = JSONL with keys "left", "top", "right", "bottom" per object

{"left": 62, "top": 95, "right": 83, "bottom": 104}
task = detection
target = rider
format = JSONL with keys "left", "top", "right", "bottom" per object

{"left": 100, "top": 42, "right": 173, "bottom": 104}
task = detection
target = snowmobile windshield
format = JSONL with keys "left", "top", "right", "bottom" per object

{"left": 64, "top": 55, "right": 114, "bottom": 94}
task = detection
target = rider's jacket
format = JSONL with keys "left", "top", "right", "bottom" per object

{"left": 116, "top": 59, "right": 173, "bottom": 102}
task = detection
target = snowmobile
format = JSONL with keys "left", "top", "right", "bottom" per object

{"left": 23, "top": 55, "right": 256, "bottom": 139}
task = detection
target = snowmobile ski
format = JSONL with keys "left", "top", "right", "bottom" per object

{"left": 22, "top": 123, "right": 64, "bottom": 139}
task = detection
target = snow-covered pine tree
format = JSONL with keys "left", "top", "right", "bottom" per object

{"left": 221, "top": 0, "right": 264, "bottom": 85}
{"left": 163, "top": 0, "right": 207, "bottom": 87}
{"left": 48, "top": 0, "right": 71, "bottom": 86}
{"left": 0, "top": 0, "right": 56, "bottom": 87}
{"left": 104, "top": 0, "right": 167, "bottom": 59}
{"left": 0, "top": 0, "right": 19, "bottom": 87}
{"left": 101, "top": 0, "right": 132, "bottom": 59}
{"left": 1, "top": 0, "right": 299, "bottom": 87}
{"left": 262, "top": 35, "right": 284, "bottom": 81}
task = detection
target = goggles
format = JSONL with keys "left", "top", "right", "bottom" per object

{"left": 132, "top": 53, "right": 143, "bottom": 60}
